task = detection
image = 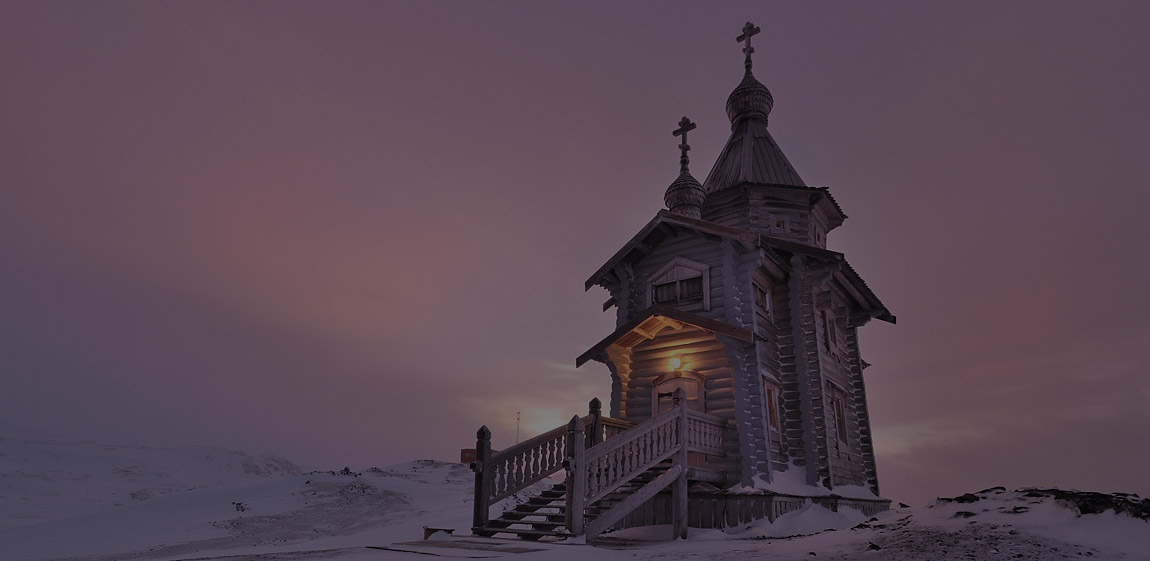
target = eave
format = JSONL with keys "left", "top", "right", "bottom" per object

{"left": 575, "top": 304, "right": 755, "bottom": 368}
{"left": 584, "top": 213, "right": 894, "bottom": 323}
{"left": 584, "top": 211, "right": 757, "bottom": 291}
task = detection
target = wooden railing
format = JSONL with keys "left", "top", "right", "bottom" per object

{"left": 684, "top": 409, "right": 725, "bottom": 455}
{"left": 471, "top": 398, "right": 628, "bottom": 530}
{"left": 471, "top": 392, "right": 726, "bottom": 540}
{"left": 485, "top": 423, "right": 569, "bottom": 503}
{"left": 582, "top": 407, "right": 680, "bottom": 505}
{"left": 568, "top": 389, "right": 727, "bottom": 539}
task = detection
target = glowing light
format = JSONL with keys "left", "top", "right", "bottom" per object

{"left": 669, "top": 357, "right": 682, "bottom": 370}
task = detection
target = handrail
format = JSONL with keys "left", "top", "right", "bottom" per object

{"left": 487, "top": 423, "right": 570, "bottom": 503}
{"left": 582, "top": 408, "right": 681, "bottom": 505}
{"left": 472, "top": 398, "right": 625, "bottom": 530}
{"left": 472, "top": 393, "right": 724, "bottom": 538}
{"left": 684, "top": 409, "right": 726, "bottom": 455}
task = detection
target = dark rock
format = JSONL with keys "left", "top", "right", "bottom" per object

{"left": 953, "top": 511, "right": 977, "bottom": 518}
{"left": 1020, "top": 488, "right": 1150, "bottom": 520}
{"left": 867, "top": 542, "right": 882, "bottom": 550}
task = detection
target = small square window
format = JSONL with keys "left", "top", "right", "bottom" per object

{"left": 768, "top": 214, "right": 790, "bottom": 234}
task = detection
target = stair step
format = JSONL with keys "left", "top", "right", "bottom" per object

{"left": 526, "top": 497, "right": 563, "bottom": 506}
{"left": 476, "top": 526, "right": 573, "bottom": 541}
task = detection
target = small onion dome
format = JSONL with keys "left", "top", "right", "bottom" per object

{"left": 725, "top": 70, "right": 774, "bottom": 127}
{"left": 664, "top": 170, "right": 706, "bottom": 219}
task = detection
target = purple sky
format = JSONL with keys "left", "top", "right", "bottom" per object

{"left": 2, "top": 2, "right": 1148, "bottom": 507}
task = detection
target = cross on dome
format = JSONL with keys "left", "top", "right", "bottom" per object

{"left": 673, "top": 116, "right": 696, "bottom": 172}
{"left": 737, "top": 21, "right": 761, "bottom": 71}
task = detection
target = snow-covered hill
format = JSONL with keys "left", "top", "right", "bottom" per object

{"left": 2, "top": 431, "right": 1147, "bottom": 561}
{"left": 0, "top": 425, "right": 301, "bottom": 531}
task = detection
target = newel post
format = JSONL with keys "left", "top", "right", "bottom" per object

{"left": 672, "top": 388, "right": 689, "bottom": 540}
{"left": 472, "top": 425, "right": 492, "bottom": 531}
{"left": 588, "top": 397, "right": 603, "bottom": 447}
{"left": 565, "top": 415, "right": 586, "bottom": 535}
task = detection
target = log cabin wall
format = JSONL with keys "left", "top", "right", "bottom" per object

{"left": 700, "top": 188, "right": 752, "bottom": 231}
{"left": 816, "top": 287, "right": 868, "bottom": 488}
{"left": 621, "top": 326, "right": 741, "bottom": 480}
{"left": 716, "top": 240, "right": 773, "bottom": 485}
{"left": 772, "top": 258, "right": 808, "bottom": 474}
{"left": 703, "top": 186, "right": 824, "bottom": 248}
{"left": 794, "top": 257, "right": 832, "bottom": 487}
{"left": 753, "top": 266, "right": 790, "bottom": 473}
{"left": 749, "top": 199, "right": 813, "bottom": 247}
{"left": 846, "top": 311, "right": 882, "bottom": 495}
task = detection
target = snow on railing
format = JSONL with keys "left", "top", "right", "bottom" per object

{"left": 470, "top": 398, "right": 628, "bottom": 531}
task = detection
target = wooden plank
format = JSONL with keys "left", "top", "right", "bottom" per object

{"left": 585, "top": 465, "right": 683, "bottom": 538}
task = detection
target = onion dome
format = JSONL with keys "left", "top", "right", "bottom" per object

{"left": 702, "top": 22, "right": 806, "bottom": 192}
{"left": 725, "top": 69, "right": 774, "bottom": 127}
{"left": 664, "top": 117, "right": 705, "bottom": 219}
{"left": 665, "top": 170, "right": 705, "bottom": 219}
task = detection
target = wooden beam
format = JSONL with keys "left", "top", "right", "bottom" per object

{"left": 585, "top": 464, "right": 683, "bottom": 539}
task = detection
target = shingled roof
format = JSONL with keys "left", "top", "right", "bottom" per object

{"left": 702, "top": 118, "right": 806, "bottom": 192}
{"left": 702, "top": 61, "right": 805, "bottom": 193}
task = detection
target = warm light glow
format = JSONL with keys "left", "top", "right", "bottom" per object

{"left": 669, "top": 357, "right": 682, "bottom": 370}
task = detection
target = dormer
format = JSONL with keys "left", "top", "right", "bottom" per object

{"left": 647, "top": 257, "right": 711, "bottom": 312}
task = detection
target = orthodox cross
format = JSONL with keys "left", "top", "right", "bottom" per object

{"left": 673, "top": 116, "right": 696, "bottom": 172}
{"left": 737, "top": 21, "right": 761, "bottom": 71}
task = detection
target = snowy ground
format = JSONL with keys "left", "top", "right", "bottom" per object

{"left": 2, "top": 431, "right": 1147, "bottom": 561}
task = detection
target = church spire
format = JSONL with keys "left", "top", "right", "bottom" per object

{"left": 664, "top": 117, "right": 705, "bottom": 219}
{"left": 703, "top": 21, "right": 805, "bottom": 192}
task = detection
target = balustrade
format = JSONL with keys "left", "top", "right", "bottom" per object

{"left": 473, "top": 393, "right": 726, "bottom": 537}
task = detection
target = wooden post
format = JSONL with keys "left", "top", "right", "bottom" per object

{"left": 672, "top": 389, "right": 689, "bottom": 540}
{"left": 472, "top": 425, "right": 492, "bottom": 532}
{"left": 588, "top": 397, "right": 603, "bottom": 447}
{"left": 565, "top": 415, "right": 586, "bottom": 535}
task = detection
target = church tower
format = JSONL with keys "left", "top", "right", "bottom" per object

{"left": 578, "top": 22, "right": 895, "bottom": 496}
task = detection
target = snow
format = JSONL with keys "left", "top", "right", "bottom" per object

{"left": 735, "top": 463, "right": 880, "bottom": 500}
{"left": 737, "top": 502, "right": 871, "bottom": 538}
{"left": 3, "top": 433, "right": 1148, "bottom": 561}
{"left": 0, "top": 426, "right": 300, "bottom": 531}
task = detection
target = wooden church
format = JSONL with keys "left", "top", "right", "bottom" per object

{"left": 470, "top": 22, "right": 894, "bottom": 541}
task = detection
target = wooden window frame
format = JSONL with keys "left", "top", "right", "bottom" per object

{"left": 763, "top": 381, "right": 780, "bottom": 431}
{"left": 648, "top": 257, "right": 710, "bottom": 312}
{"left": 768, "top": 214, "right": 790, "bottom": 234}
{"left": 826, "top": 382, "right": 849, "bottom": 444}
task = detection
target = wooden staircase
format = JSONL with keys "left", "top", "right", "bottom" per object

{"left": 476, "top": 467, "right": 673, "bottom": 540}
{"left": 478, "top": 482, "right": 570, "bottom": 540}
{"left": 471, "top": 395, "right": 726, "bottom": 541}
